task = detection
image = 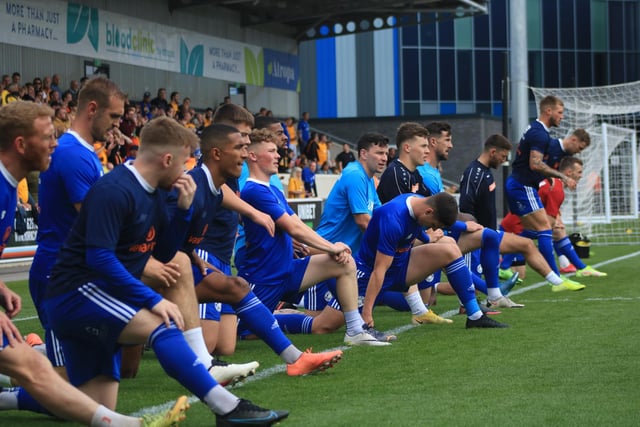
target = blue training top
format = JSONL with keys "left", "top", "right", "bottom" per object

{"left": 315, "top": 161, "right": 380, "bottom": 253}
{"left": 511, "top": 120, "right": 558, "bottom": 187}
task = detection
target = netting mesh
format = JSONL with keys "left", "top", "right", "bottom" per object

{"left": 530, "top": 82, "right": 640, "bottom": 245}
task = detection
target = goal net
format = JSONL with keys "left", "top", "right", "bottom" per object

{"left": 530, "top": 82, "right": 640, "bottom": 245}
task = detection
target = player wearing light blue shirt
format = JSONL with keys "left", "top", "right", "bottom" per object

{"left": 292, "top": 133, "right": 388, "bottom": 336}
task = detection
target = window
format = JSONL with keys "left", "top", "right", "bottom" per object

{"left": 420, "top": 20, "right": 437, "bottom": 46}
{"left": 577, "top": 52, "right": 592, "bottom": 86}
{"left": 491, "top": 0, "right": 507, "bottom": 48}
{"left": 609, "top": 1, "right": 623, "bottom": 50}
{"left": 402, "top": 48, "right": 420, "bottom": 100}
{"left": 421, "top": 49, "right": 438, "bottom": 100}
{"left": 438, "top": 20, "right": 454, "bottom": 47}
{"left": 439, "top": 49, "right": 456, "bottom": 99}
{"left": 560, "top": 52, "right": 576, "bottom": 87}
{"left": 475, "top": 51, "right": 491, "bottom": 100}
{"left": 402, "top": 25, "right": 419, "bottom": 46}
{"left": 576, "top": 1, "right": 591, "bottom": 50}
{"left": 544, "top": 51, "right": 559, "bottom": 87}
{"left": 559, "top": 1, "right": 575, "bottom": 50}
{"left": 474, "top": 14, "right": 490, "bottom": 47}
{"left": 457, "top": 50, "right": 473, "bottom": 100}
{"left": 542, "top": 0, "right": 558, "bottom": 49}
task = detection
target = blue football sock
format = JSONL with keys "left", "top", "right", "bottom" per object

{"left": 445, "top": 257, "right": 480, "bottom": 316}
{"left": 378, "top": 291, "right": 410, "bottom": 311}
{"left": 520, "top": 229, "right": 538, "bottom": 240}
{"left": 554, "top": 237, "right": 587, "bottom": 269}
{"left": 480, "top": 229, "right": 500, "bottom": 288}
{"left": 274, "top": 312, "right": 314, "bottom": 334}
{"left": 16, "top": 388, "right": 49, "bottom": 414}
{"left": 472, "top": 272, "right": 487, "bottom": 294}
{"left": 500, "top": 253, "right": 516, "bottom": 270}
{"left": 537, "top": 229, "right": 559, "bottom": 274}
{"left": 233, "top": 292, "right": 292, "bottom": 354}
{"left": 149, "top": 324, "right": 216, "bottom": 400}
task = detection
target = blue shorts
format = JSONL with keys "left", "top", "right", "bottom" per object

{"left": 29, "top": 252, "right": 66, "bottom": 367}
{"left": 356, "top": 254, "right": 411, "bottom": 299}
{"left": 303, "top": 279, "right": 341, "bottom": 311}
{"left": 43, "top": 282, "right": 137, "bottom": 386}
{"left": 237, "top": 257, "right": 310, "bottom": 337}
{"left": 505, "top": 176, "right": 543, "bottom": 217}
{"left": 193, "top": 249, "right": 235, "bottom": 321}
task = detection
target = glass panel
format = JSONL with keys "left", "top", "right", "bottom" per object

{"left": 402, "top": 48, "right": 420, "bottom": 100}
{"left": 591, "top": 0, "right": 607, "bottom": 51}
{"left": 491, "top": 0, "right": 507, "bottom": 48}
{"left": 527, "top": 0, "right": 542, "bottom": 50}
{"left": 457, "top": 50, "right": 473, "bottom": 100}
{"left": 609, "top": 1, "right": 623, "bottom": 50}
{"left": 576, "top": 1, "right": 591, "bottom": 50}
{"left": 577, "top": 52, "right": 592, "bottom": 86}
{"left": 560, "top": 52, "right": 576, "bottom": 87}
{"left": 610, "top": 52, "right": 624, "bottom": 83}
{"left": 542, "top": 0, "right": 558, "bottom": 49}
{"left": 421, "top": 49, "right": 438, "bottom": 100}
{"left": 454, "top": 17, "right": 473, "bottom": 49}
{"left": 402, "top": 25, "right": 418, "bottom": 46}
{"left": 492, "top": 51, "right": 506, "bottom": 102}
{"left": 475, "top": 51, "right": 491, "bottom": 100}
{"left": 544, "top": 51, "right": 559, "bottom": 87}
{"left": 438, "top": 20, "right": 454, "bottom": 47}
{"left": 474, "top": 14, "right": 490, "bottom": 47}
{"left": 593, "top": 52, "right": 608, "bottom": 85}
{"left": 528, "top": 51, "right": 543, "bottom": 87}
{"left": 420, "top": 21, "right": 437, "bottom": 46}
{"left": 559, "top": 0, "right": 575, "bottom": 50}
{"left": 439, "top": 49, "right": 455, "bottom": 100}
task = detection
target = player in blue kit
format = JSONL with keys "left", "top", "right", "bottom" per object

{"left": 284, "top": 133, "right": 395, "bottom": 341}
{"left": 237, "top": 129, "right": 389, "bottom": 347}
{"left": 29, "top": 77, "right": 125, "bottom": 371}
{"left": 39, "top": 117, "right": 288, "bottom": 425}
{"left": 505, "top": 95, "right": 585, "bottom": 292}
{"left": 0, "top": 102, "right": 189, "bottom": 426}
{"left": 357, "top": 192, "right": 507, "bottom": 328}
{"left": 183, "top": 124, "right": 344, "bottom": 375}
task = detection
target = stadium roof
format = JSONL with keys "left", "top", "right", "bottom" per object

{"left": 168, "top": 0, "right": 489, "bottom": 41}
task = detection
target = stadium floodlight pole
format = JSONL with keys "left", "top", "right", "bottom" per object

{"left": 509, "top": 0, "right": 529, "bottom": 153}
{"left": 501, "top": 51, "right": 510, "bottom": 217}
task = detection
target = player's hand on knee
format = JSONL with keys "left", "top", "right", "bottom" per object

{"left": 426, "top": 228, "right": 444, "bottom": 243}
{"left": 0, "top": 312, "right": 23, "bottom": 347}
{"left": 151, "top": 299, "right": 184, "bottom": 330}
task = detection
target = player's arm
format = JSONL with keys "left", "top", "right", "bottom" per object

{"left": 458, "top": 169, "right": 479, "bottom": 217}
{"left": 529, "top": 150, "right": 576, "bottom": 189}
{"left": 154, "top": 174, "right": 196, "bottom": 263}
{"left": 220, "top": 184, "right": 275, "bottom": 237}
{"left": 353, "top": 213, "right": 371, "bottom": 232}
{"left": 361, "top": 251, "right": 394, "bottom": 326}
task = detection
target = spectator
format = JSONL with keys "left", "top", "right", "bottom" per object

{"left": 52, "top": 107, "right": 70, "bottom": 137}
{"left": 169, "top": 91, "right": 180, "bottom": 113}
{"left": 317, "top": 133, "right": 330, "bottom": 167}
{"left": 285, "top": 116, "right": 298, "bottom": 154}
{"left": 119, "top": 105, "right": 137, "bottom": 138}
{"left": 288, "top": 166, "right": 305, "bottom": 198}
{"left": 68, "top": 79, "right": 80, "bottom": 101}
{"left": 0, "top": 75, "right": 9, "bottom": 90}
{"left": 304, "top": 132, "right": 319, "bottom": 163}
{"left": 11, "top": 72, "right": 20, "bottom": 86}
{"left": 335, "top": 143, "right": 356, "bottom": 173}
{"left": 203, "top": 107, "right": 214, "bottom": 127}
{"left": 22, "top": 83, "right": 36, "bottom": 102}
{"left": 139, "top": 91, "right": 152, "bottom": 120}
{"left": 50, "top": 74, "right": 62, "bottom": 98}
{"left": 319, "top": 161, "right": 333, "bottom": 174}
{"left": 150, "top": 87, "right": 168, "bottom": 112}
{"left": 297, "top": 111, "right": 310, "bottom": 154}
{"left": 387, "top": 146, "right": 397, "bottom": 166}
{"left": 1, "top": 84, "right": 20, "bottom": 105}
{"left": 302, "top": 160, "right": 318, "bottom": 197}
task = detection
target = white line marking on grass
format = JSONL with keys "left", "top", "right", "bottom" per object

{"left": 129, "top": 249, "right": 640, "bottom": 417}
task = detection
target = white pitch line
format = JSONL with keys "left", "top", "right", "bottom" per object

{"left": 99, "top": 249, "right": 640, "bottom": 416}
